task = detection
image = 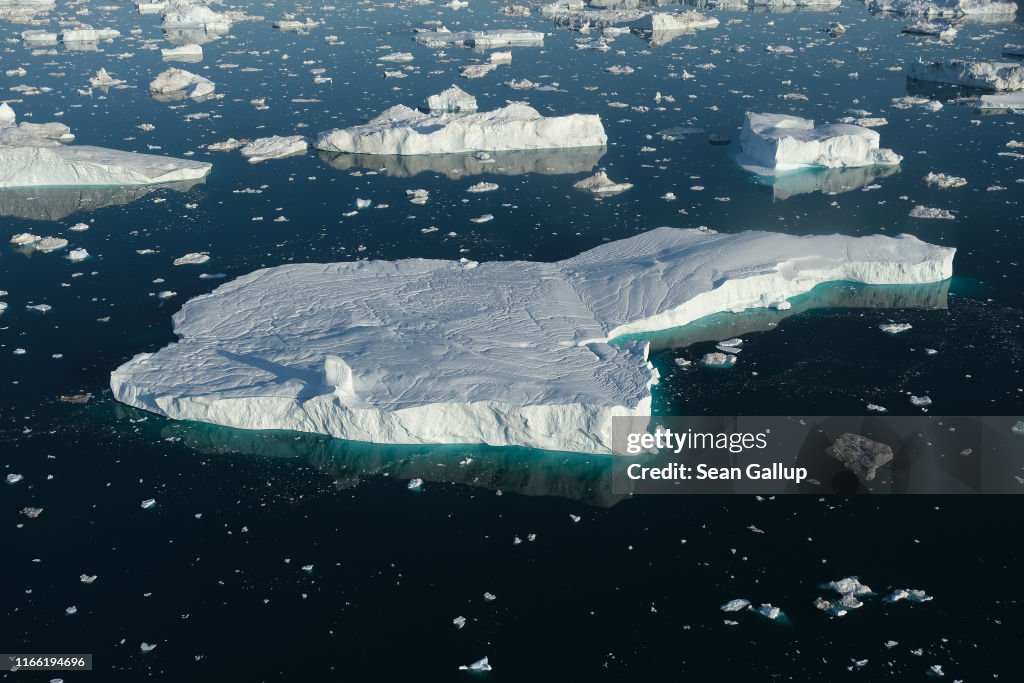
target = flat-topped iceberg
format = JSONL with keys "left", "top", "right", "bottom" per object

{"left": 414, "top": 28, "right": 544, "bottom": 48}
{"left": 0, "top": 116, "right": 211, "bottom": 188}
{"left": 638, "top": 11, "right": 719, "bottom": 32}
{"left": 977, "top": 92, "right": 1024, "bottom": 109}
{"left": 869, "top": 0, "right": 1018, "bottom": 15}
{"left": 315, "top": 100, "right": 606, "bottom": 155}
{"left": 160, "top": 0, "right": 232, "bottom": 30}
{"left": 739, "top": 113, "right": 902, "bottom": 174}
{"left": 111, "top": 228, "right": 953, "bottom": 454}
{"left": 908, "top": 60, "right": 1024, "bottom": 90}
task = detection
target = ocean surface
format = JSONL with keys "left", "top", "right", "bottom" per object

{"left": 1, "top": 1, "right": 1023, "bottom": 680}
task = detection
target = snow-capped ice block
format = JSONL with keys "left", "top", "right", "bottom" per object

{"left": 150, "top": 67, "right": 215, "bottom": 100}
{"left": 110, "top": 228, "right": 954, "bottom": 454}
{"left": 426, "top": 85, "right": 478, "bottom": 113}
{"left": 869, "top": 0, "right": 1017, "bottom": 15}
{"left": 160, "top": 0, "right": 231, "bottom": 29}
{"left": 315, "top": 102, "right": 606, "bottom": 156}
{"left": 907, "top": 59, "right": 1024, "bottom": 91}
{"left": 0, "top": 119, "right": 211, "bottom": 188}
{"left": 638, "top": 11, "right": 719, "bottom": 32}
{"left": 414, "top": 28, "right": 544, "bottom": 48}
{"left": 739, "top": 113, "right": 902, "bottom": 174}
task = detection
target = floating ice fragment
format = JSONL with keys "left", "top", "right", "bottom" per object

{"left": 149, "top": 68, "right": 215, "bottom": 101}
{"left": 756, "top": 604, "right": 781, "bottom": 620}
{"left": 701, "top": 352, "right": 736, "bottom": 368}
{"left": 407, "top": 478, "right": 424, "bottom": 491}
{"left": 924, "top": 172, "right": 966, "bottom": 189}
{"left": 573, "top": 171, "right": 632, "bottom": 194}
{"left": 80, "top": 574, "right": 97, "bottom": 584}
{"left": 720, "top": 599, "right": 750, "bottom": 612}
{"left": 879, "top": 323, "right": 912, "bottom": 334}
{"left": 909, "top": 206, "right": 954, "bottom": 220}
{"left": 67, "top": 248, "right": 89, "bottom": 262}
{"left": 239, "top": 136, "right": 308, "bottom": 163}
{"left": 173, "top": 253, "right": 209, "bottom": 266}
{"left": 466, "top": 182, "right": 498, "bottom": 193}
{"left": 140, "top": 498, "right": 157, "bottom": 509}
{"left": 458, "top": 657, "right": 491, "bottom": 672}
{"left": 140, "top": 642, "right": 157, "bottom": 653}
{"left": 908, "top": 59, "right": 1024, "bottom": 91}
{"left": 910, "top": 395, "right": 932, "bottom": 407}
{"left": 453, "top": 616, "right": 466, "bottom": 629}
{"left": 6, "top": 473, "right": 23, "bottom": 484}
{"left": 826, "top": 433, "right": 893, "bottom": 481}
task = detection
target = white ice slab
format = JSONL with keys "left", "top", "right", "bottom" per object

{"left": 111, "top": 229, "right": 954, "bottom": 454}
{"left": 908, "top": 59, "right": 1024, "bottom": 90}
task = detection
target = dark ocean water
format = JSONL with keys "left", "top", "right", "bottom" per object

{"left": 1, "top": 1, "right": 1023, "bottom": 680}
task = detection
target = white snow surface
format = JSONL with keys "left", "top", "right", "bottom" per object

{"left": 908, "top": 60, "right": 1024, "bottom": 91}
{"left": 315, "top": 101, "right": 606, "bottom": 155}
{"left": 869, "top": 0, "right": 1017, "bottom": 15}
{"left": 160, "top": 1, "right": 232, "bottom": 30}
{"left": 0, "top": 117, "right": 211, "bottom": 188}
{"left": 239, "top": 136, "right": 308, "bottom": 163}
{"left": 739, "top": 112, "right": 902, "bottom": 173}
{"left": 111, "top": 228, "right": 954, "bottom": 454}
{"left": 150, "top": 68, "right": 215, "bottom": 100}
{"left": 426, "top": 85, "right": 478, "bottom": 112}
{"left": 642, "top": 11, "right": 719, "bottom": 32}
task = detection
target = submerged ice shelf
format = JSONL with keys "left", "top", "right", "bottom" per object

{"left": 111, "top": 229, "right": 954, "bottom": 454}
{"left": 0, "top": 109, "right": 211, "bottom": 187}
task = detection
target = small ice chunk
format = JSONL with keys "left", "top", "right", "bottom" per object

{"left": 826, "top": 433, "right": 893, "bottom": 481}
{"left": 407, "top": 478, "right": 424, "bottom": 491}
{"left": 458, "top": 657, "right": 492, "bottom": 672}
{"left": 720, "top": 598, "right": 750, "bottom": 612}
{"left": 173, "top": 253, "right": 210, "bottom": 266}
{"left": 140, "top": 498, "right": 157, "bottom": 509}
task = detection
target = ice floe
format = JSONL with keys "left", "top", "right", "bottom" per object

{"left": 239, "top": 136, "right": 308, "bottom": 163}
{"left": 0, "top": 112, "right": 210, "bottom": 188}
{"left": 739, "top": 113, "right": 902, "bottom": 174}
{"left": 149, "top": 68, "right": 216, "bottom": 101}
{"left": 111, "top": 229, "right": 954, "bottom": 453}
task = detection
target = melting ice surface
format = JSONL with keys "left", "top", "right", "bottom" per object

{"left": 112, "top": 228, "right": 953, "bottom": 453}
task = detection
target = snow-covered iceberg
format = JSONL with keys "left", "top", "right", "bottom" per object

{"left": 315, "top": 101, "right": 606, "bottom": 155}
{"left": 111, "top": 228, "right": 954, "bottom": 454}
{"left": 426, "top": 85, "right": 478, "bottom": 113}
{"left": 739, "top": 112, "right": 903, "bottom": 174}
{"left": 160, "top": 0, "right": 232, "bottom": 30}
{"left": 0, "top": 114, "right": 211, "bottom": 188}
{"left": 149, "top": 67, "right": 216, "bottom": 100}
{"left": 907, "top": 59, "right": 1024, "bottom": 91}
{"left": 0, "top": 0, "right": 54, "bottom": 24}
{"left": 414, "top": 28, "right": 544, "bottom": 48}
{"left": 868, "top": 0, "right": 1018, "bottom": 16}
{"left": 637, "top": 10, "right": 719, "bottom": 32}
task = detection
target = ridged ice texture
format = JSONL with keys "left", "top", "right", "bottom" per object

{"left": 908, "top": 60, "right": 1024, "bottom": 91}
{"left": 869, "top": 0, "right": 1017, "bottom": 15}
{"left": 111, "top": 228, "right": 954, "bottom": 454}
{"left": 314, "top": 102, "right": 607, "bottom": 156}
{"left": 0, "top": 123, "right": 211, "bottom": 187}
{"left": 740, "top": 113, "right": 903, "bottom": 173}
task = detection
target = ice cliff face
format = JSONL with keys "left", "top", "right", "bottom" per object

{"left": 869, "top": 0, "right": 1018, "bottom": 15}
{"left": 315, "top": 101, "right": 607, "bottom": 155}
{"left": 908, "top": 60, "right": 1024, "bottom": 91}
{"left": 740, "top": 113, "right": 903, "bottom": 173}
{"left": 111, "top": 228, "right": 954, "bottom": 454}
{"left": 0, "top": 114, "right": 211, "bottom": 187}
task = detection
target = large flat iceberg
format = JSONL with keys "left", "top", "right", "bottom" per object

{"left": 869, "top": 0, "right": 1018, "bottom": 15}
{"left": 0, "top": 114, "right": 211, "bottom": 188}
{"left": 111, "top": 228, "right": 954, "bottom": 454}
{"left": 907, "top": 60, "right": 1024, "bottom": 91}
{"left": 739, "top": 112, "right": 902, "bottom": 174}
{"left": 315, "top": 100, "right": 606, "bottom": 155}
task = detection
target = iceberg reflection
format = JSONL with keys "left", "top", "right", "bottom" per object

{"left": 752, "top": 164, "right": 901, "bottom": 200}
{"left": 0, "top": 178, "right": 205, "bottom": 221}
{"left": 319, "top": 146, "right": 607, "bottom": 179}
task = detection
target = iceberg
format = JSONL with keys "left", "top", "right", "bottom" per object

{"left": 907, "top": 60, "right": 1024, "bottom": 91}
{"left": 0, "top": 0, "right": 54, "bottom": 24}
{"left": 637, "top": 11, "right": 719, "bottom": 32}
{"left": 573, "top": 170, "right": 633, "bottom": 194}
{"left": 868, "top": 0, "right": 1018, "bottom": 16}
{"left": 239, "top": 136, "right": 308, "bottom": 163}
{"left": 414, "top": 29, "right": 544, "bottom": 48}
{"left": 425, "top": 85, "right": 478, "bottom": 112}
{"left": 61, "top": 26, "right": 120, "bottom": 43}
{"left": 111, "top": 228, "right": 953, "bottom": 454}
{"left": 739, "top": 112, "right": 903, "bottom": 174}
{"left": 0, "top": 115, "right": 210, "bottom": 188}
{"left": 977, "top": 92, "right": 1024, "bottom": 109}
{"left": 161, "top": 43, "right": 203, "bottom": 62}
{"left": 160, "top": 1, "right": 232, "bottom": 30}
{"left": 150, "top": 67, "right": 216, "bottom": 101}
{"left": 314, "top": 100, "right": 606, "bottom": 156}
